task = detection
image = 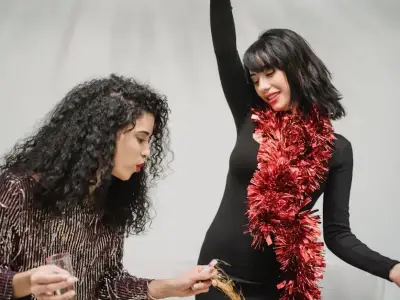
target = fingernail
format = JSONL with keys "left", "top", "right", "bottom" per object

{"left": 67, "top": 276, "right": 78, "bottom": 282}
{"left": 209, "top": 259, "right": 218, "bottom": 267}
{"left": 202, "top": 266, "right": 211, "bottom": 273}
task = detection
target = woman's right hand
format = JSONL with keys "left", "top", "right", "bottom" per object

{"left": 13, "top": 265, "right": 78, "bottom": 299}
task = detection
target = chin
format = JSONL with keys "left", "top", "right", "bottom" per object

{"left": 270, "top": 104, "right": 288, "bottom": 112}
{"left": 113, "top": 171, "right": 134, "bottom": 181}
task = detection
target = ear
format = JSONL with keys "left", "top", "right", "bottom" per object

{"left": 115, "top": 128, "right": 126, "bottom": 141}
{"left": 114, "top": 130, "right": 124, "bottom": 153}
{"left": 116, "top": 130, "right": 123, "bottom": 139}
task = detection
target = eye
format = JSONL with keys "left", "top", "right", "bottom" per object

{"left": 136, "top": 137, "right": 146, "bottom": 144}
{"left": 265, "top": 69, "right": 275, "bottom": 77}
{"left": 250, "top": 76, "right": 259, "bottom": 84}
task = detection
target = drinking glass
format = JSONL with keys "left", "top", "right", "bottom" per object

{"left": 46, "top": 252, "right": 76, "bottom": 299}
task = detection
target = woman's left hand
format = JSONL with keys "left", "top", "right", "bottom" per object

{"left": 148, "top": 265, "right": 215, "bottom": 299}
{"left": 169, "top": 265, "right": 216, "bottom": 297}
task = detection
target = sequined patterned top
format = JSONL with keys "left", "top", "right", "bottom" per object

{"left": 0, "top": 173, "right": 151, "bottom": 300}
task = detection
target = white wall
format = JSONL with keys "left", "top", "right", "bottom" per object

{"left": 0, "top": 0, "right": 399, "bottom": 299}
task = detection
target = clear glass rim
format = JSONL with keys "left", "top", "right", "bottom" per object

{"left": 46, "top": 252, "right": 71, "bottom": 264}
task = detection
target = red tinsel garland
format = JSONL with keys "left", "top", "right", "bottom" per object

{"left": 246, "top": 105, "right": 335, "bottom": 300}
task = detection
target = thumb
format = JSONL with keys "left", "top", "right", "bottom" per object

{"left": 196, "top": 260, "right": 218, "bottom": 274}
{"left": 196, "top": 265, "right": 209, "bottom": 273}
{"left": 191, "top": 266, "right": 214, "bottom": 282}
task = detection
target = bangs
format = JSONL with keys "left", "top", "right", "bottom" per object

{"left": 243, "top": 40, "right": 283, "bottom": 73}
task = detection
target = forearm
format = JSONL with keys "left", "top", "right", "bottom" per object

{"left": 210, "top": 0, "right": 237, "bottom": 55}
{"left": 97, "top": 270, "right": 153, "bottom": 300}
{"left": 325, "top": 227, "right": 399, "bottom": 280}
{"left": 147, "top": 279, "right": 174, "bottom": 299}
{"left": 209, "top": 0, "right": 253, "bottom": 130}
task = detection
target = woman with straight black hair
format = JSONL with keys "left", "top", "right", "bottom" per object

{"left": 196, "top": 1, "right": 400, "bottom": 299}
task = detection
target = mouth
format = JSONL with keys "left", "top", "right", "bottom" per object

{"left": 264, "top": 92, "right": 280, "bottom": 104}
{"left": 136, "top": 163, "right": 145, "bottom": 172}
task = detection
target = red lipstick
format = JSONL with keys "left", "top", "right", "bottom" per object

{"left": 264, "top": 92, "right": 280, "bottom": 105}
{"left": 136, "top": 163, "right": 144, "bottom": 172}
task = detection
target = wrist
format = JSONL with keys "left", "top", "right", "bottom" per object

{"left": 12, "top": 271, "right": 32, "bottom": 298}
{"left": 389, "top": 263, "right": 399, "bottom": 281}
{"left": 147, "top": 279, "right": 174, "bottom": 299}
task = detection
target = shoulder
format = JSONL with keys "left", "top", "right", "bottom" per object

{"left": 0, "top": 172, "right": 32, "bottom": 210}
{"left": 333, "top": 133, "right": 351, "bottom": 151}
{"left": 330, "top": 133, "right": 353, "bottom": 168}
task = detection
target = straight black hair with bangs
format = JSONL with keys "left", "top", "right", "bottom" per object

{"left": 243, "top": 28, "right": 346, "bottom": 120}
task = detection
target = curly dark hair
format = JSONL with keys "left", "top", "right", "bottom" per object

{"left": 0, "top": 74, "right": 171, "bottom": 236}
{"left": 243, "top": 28, "right": 346, "bottom": 120}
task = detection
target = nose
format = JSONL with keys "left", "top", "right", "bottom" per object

{"left": 258, "top": 75, "right": 271, "bottom": 92}
{"left": 141, "top": 144, "right": 151, "bottom": 158}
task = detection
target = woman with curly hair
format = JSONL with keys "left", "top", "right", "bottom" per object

{"left": 0, "top": 74, "right": 214, "bottom": 300}
{"left": 196, "top": 0, "right": 400, "bottom": 299}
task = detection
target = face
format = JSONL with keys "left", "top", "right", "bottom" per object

{"left": 112, "top": 112, "right": 155, "bottom": 181}
{"left": 250, "top": 69, "right": 291, "bottom": 112}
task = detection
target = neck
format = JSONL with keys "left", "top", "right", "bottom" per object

{"left": 288, "top": 103, "right": 298, "bottom": 114}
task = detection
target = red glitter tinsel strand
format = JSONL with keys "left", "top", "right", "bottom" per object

{"left": 247, "top": 106, "right": 335, "bottom": 300}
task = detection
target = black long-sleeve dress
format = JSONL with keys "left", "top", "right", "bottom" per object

{"left": 196, "top": 0, "right": 399, "bottom": 299}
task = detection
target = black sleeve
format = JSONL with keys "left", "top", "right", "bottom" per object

{"left": 323, "top": 140, "right": 399, "bottom": 281}
{"left": 210, "top": 0, "right": 255, "bottom": 131}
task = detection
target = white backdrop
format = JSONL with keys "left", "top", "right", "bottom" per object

{"left": 0, "top": 0, "right": 399, "bottom": 299}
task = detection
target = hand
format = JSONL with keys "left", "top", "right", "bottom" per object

{"left": 389, "top": 263, "right": 400, "bottom": 287}
{"left": 13, "top": 265, "right": 78, "bottom": 299}
{"left": 170, "top": 265, "right": 215, "bottom": 297}
{"left": 148, "top": 265, "right": 215, "bottom": 299}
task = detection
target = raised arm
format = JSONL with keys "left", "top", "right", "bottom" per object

{"left": 323, "top": 139, "right": 399, "bottom": 280}
{"left": 210, "top": 0, "right": 255, "bottom": 131}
